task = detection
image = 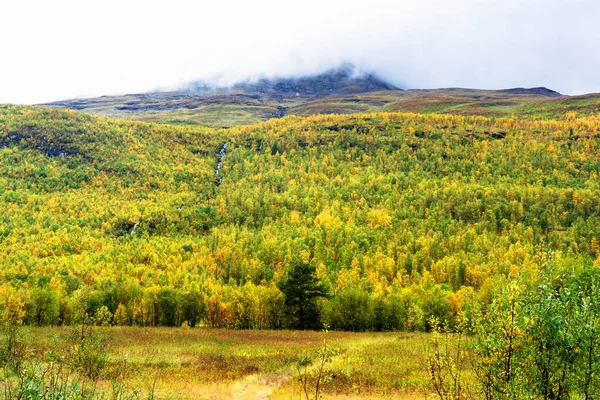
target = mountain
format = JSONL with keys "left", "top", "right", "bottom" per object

{"left": 40, "top": 63, "right": 600, "bottom": 128}
{"left": 182, "top": 63, "right": 399, "bottom": 99}
{"left": 499, "top": 87, "right": 562, "bottom": 97}
{"left": 186, "top": 63, "right": 399, "bottom": 98}
{"left": 41, "top": 64, "right": 399, "bottom": 127}
{"left": 227, "top": 63, "right": 399, "bottom": 97}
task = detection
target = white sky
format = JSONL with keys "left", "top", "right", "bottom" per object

{"left": 1, "top": 0, "right": 599, "bottom": 104}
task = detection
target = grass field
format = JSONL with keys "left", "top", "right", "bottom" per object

{"left": 14, "top": 327, "right": 440, "bottom": 399}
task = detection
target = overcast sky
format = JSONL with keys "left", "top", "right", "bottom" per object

{"left": 1, "top": 0, "right": 599, "bottom": 104}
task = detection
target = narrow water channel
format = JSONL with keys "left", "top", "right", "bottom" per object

{"left": 215, "top": 143, "right": 227, "bottom": 186}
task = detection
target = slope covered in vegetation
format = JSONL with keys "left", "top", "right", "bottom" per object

{"left": 0, "top": 105, "right": 600, "bottom": 332}
{"left": 43, "top": 62, "right": 598, "bottom": 128}
{"left": 42, "top": 64, "right": 399, "bottom": 128}
{"left": 44, "top": 88, "right": 598, "bottom": 128}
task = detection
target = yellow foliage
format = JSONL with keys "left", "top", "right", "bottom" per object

{"left": 367, "top": 208, "right": 392, "bottom": 228}
{"left": 314, "top": 209, "right": 343, "bottom": 229}
{"left": 2, "top": 293, "right": 26, "bottom": 324}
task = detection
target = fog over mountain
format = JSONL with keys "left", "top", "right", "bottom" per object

{"left": 1, "top": 0, "right": 599, "bottom": 104}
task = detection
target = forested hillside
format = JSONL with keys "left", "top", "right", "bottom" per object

{"left": 1, "top": 104, "right": 600, "bottom": 331}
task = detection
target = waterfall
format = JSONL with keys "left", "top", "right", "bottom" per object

{"left": 215, "top": 143, "right": 227, "bottom": 186}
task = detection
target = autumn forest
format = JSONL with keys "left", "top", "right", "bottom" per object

{"left": 1, "top": 102, "right": 600, "bottom": 398}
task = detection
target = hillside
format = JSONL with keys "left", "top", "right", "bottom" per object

{"left": 1, "top": 104, "right": 600, "bottom": 331}
{"left": 290, "top": 88, "right": 600, "bottom": 118}
{"left": 42, "top": 64, "right": 399, "bottom": 128}
{"left": 41, "top": 65, "right": 599, "bottom": 128}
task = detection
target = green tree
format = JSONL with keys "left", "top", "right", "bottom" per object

{"left": 471, "top": 281, "right": 527, "bottom": 399}
{"left": 157, "top": 288, "right": 178, "bottom": 326}
{"left": 469, "top": 262, "right": 600, "bottom": 399}
{"left": 27, "top": 287, "right": 60, "bottom": 326}
{"left": 181, "top": 289, "right": 205, "bottom": 328}
{"left": 328, "top": 288, "right": 374, "bottom": 331}
{"left": 571, "top": 268, "right": 600, "bottom": 400}
{"left": 278, "top": 263, "right": 328, "bottom": 330}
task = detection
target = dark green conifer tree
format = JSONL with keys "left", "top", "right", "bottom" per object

{"left": 278, "top": 263, "right": 328, "bottom": 330}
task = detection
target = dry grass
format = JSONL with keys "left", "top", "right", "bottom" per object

{"left": 20, "top": 327, "right": 441, "bottom": 399}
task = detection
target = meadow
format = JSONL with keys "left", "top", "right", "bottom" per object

{"left": 4, "top": 326, "right": 437, "bottom": 399}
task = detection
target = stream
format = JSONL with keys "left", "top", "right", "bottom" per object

{"left": 215, "top": 143, "right": 227, "bottom": 186}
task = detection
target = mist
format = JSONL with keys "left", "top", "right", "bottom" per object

{"left": 1, "top": 0, "right": 599, "bottom": 104}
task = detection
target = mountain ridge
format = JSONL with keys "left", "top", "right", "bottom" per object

{"left": 38, "top": 63, "right": 599, "bottom": 128}
{"left": 184, "top": 63, "right": 399, "bottom": 98}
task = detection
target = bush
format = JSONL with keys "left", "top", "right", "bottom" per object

{"left": 328, "top": 289, "right": 374, "bottom": 331}
{"left": 468, "top": 263, "right": 600, "bottom": 399}
{"left": 25, "top": 287, "right": 60, "bottom": 326}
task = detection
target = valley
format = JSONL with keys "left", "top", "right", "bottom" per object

{"left": 1, "top": 71, "right": 599, "bottom": 398}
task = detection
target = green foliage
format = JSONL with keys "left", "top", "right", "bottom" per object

{"left": 373, "top": 295, "right": 404, "bottom": 331}
{"left": 327, "top": 289, "right": 374, "bottom": 331}
{"left": 423, "top": 287, "right": 454, "bottom": 330}
{"left": 571, "top": 268, "right": 600, "bottom": 398}
{"left": 180, "top": 289, "right": 205, "bottom": 328}
{"left": 26, "top": 287, "right": 60, "bottom": 326}
{"left": 279, "top": 263, "right": 328, "bottom": 330}
{"left": 468, "top": 261, "right": 600, "bottom": 399}
{"left": 470, "top": 281, "right": 527, "bottom": 399}
{"left": 157, "top": 288, "right": 178, "bottom": 327}
{"left": 1, "top": 105, "right": 600, "bottom": 332}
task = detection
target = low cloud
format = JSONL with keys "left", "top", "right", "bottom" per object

{"left": 1, "top": 0, "right": 599, "bottom": 104}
